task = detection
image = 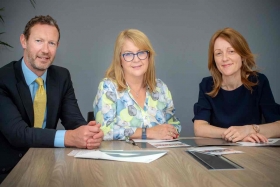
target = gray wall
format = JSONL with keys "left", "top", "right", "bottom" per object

{"left": 1, "top": 0, "right": 279, "bottom": 136}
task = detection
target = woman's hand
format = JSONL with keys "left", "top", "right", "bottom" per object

{"left": 242, "top": 133, "right": 268, "bottom": 143}
{"left": 147, "top": 124, "right": 178, "bottom": 140}
{"left": 222, "top": 125, "right": 252, "bottom": 142}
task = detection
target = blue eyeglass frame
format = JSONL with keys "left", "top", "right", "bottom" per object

{"left": 121, "top": 50, "right": 150, "bottom": 62}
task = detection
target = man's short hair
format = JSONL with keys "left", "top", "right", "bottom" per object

{"left": 23, "top": 15, "right": 60, "bottom": 41}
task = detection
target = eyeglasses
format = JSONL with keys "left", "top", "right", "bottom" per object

{"left": 121, "top": 50, "right": 149, "bottom": 62}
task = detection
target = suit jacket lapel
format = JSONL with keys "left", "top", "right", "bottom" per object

{"left": 46, "top": 67, "right": 59, "bottom": 129}
{"left": 14, "top": 59, "right": 34, "bottom": 126}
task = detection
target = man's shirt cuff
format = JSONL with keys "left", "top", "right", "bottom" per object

{"left": 54, "top": 130, "right": 66, "bottom": 147}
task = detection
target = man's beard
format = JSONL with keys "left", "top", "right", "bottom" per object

{"left": 27, "top": 52, "right": 54, "bottom": 71}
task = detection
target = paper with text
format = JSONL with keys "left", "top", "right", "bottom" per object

{"left": 132, "top": 139, "right": 179, "bottom": 143}
{"left": 188, "top": 147, "right": 243, "bottom": 155}
{"left": 238, "top": 139, "right": 280, "bottom": 146}
{"left": 69, "top": 150, "right": 168, "bottom": 163}
{"left": 150, "top": 141, "right": 190, "bottom": 148}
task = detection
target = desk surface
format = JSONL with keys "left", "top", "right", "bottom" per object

{"left": 2, "top": 138, "right": 280, "bottom": 187}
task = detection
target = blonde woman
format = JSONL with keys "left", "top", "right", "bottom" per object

{"left": 193, "top": 28, "right": 280, "bottom": 143}
{"left": 94, "top": 29, "right": 180, "bottom": 140}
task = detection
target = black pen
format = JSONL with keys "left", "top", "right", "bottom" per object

{"left": 126, "top": 139, "right": 136, "bottom": 146}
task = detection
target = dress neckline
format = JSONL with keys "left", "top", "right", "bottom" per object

{"left": 220, "top": 84, "right": 244, "bottom": 92}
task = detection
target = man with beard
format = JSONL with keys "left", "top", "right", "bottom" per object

{"left": 0, "top": 15, "right": 103, "bottom": 183}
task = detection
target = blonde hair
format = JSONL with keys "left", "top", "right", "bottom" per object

{"left": 105, "top": 29, "right": 156, "bottom": 92}
{"left": 207, "top": 27, "right": 258, "bottom": 97}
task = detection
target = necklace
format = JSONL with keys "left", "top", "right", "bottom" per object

{"left": 131, "top": 86, "right": 142, "bottom": 98}
{"left": 127, "top": 82, "right": 143, "bottom": 98}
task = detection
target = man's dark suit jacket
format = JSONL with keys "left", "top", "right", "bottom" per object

{"left": 0, "top": 58, "right": 87, "bottom": 175}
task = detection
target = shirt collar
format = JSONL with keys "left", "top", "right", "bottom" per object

{"left": 21, "top": 58, "right": 47, "bottom": 86}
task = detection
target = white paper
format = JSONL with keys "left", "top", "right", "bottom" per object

{"left": 73, "top": 150, "right": 168, "bottom": 163}
{"left": 68, "top": 150, "right": 82, "bottom": 156}
{"left": 132, "top": 139, "right": 179, "bottom": 143}
{"left": 150, "top": 141, "right": 190, "bottom": 148}
{"left": 68, "top": 150, "right": 125, "bottom": 156}
{"left": 238, "top": 138, "right": 280, "bottom": 146}
{"left": 188, "top": 147, "right": 243, "bottom": 155}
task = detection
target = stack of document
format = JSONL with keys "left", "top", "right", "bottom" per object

{"left": 68, "top": 150, "right": 167, "bottom": 163}
{"left": 238, "top": 139, "right": 280, "bottom": 146}
{"left": 149, "top": 141, "right": 189, "bottom": 148}
{"left": 188, "top": 147, "right": 243, "bottom": 155}
{"left": 132, "top": 139, "right": 189, "bottom": 148}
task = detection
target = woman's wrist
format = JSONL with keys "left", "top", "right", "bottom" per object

{"left": 245, "top": 125, "right": 255, "bottom": 135}
{"left": 146, "top": 127, "right": 150, "bottom": 139}
{"left": 252, "top": 124, "right": 260, "bottom": 133}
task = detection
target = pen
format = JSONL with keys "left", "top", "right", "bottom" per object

{"left": 126, "top": 139, "right": 136, "bottom": 146}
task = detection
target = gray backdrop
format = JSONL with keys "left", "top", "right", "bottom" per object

{"left": 1, "top": 0, "right": 279, "bottom": 136}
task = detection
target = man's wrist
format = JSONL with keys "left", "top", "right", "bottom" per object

{"left": 54, "top": 130, "right": 66, "bottom": 147}
{"left": 64, "top": 130, "right": 74, "bottom": 147}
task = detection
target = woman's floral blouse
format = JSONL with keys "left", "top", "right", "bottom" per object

{"left": 93, "top": 78, "right": 181, "bottom": 140}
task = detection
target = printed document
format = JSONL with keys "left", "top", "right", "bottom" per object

{"left": 68, "top": 150, "right": 167, "bottom": 163}
{"left": 149, "top": 141, "right": 190, "bottom": 148}
{"left": 238, "top": 138, "right": 280, "bottom": 146}
{"left": 188, "top": 147, "right": 243, "bottom": 155}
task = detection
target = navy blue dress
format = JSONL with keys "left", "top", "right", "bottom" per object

{"left": 193, "top": 73, "right": 280, "bottom": 128}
